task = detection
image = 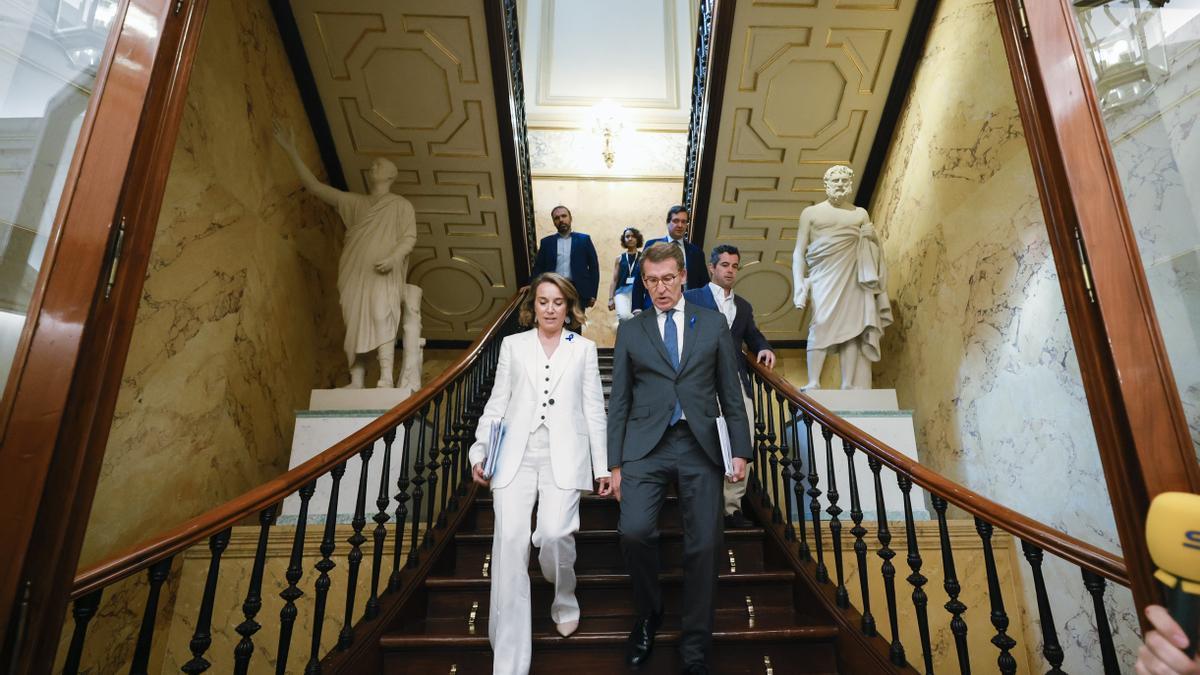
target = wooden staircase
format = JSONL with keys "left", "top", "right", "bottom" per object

{"left": 376, "top": 348, "right": 844, "bottom": 673}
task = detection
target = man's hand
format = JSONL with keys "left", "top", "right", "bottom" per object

{"left": 610, "top": 468, "right": 622, "bottom": 501}
{"left": 587, "top": 297, "right": 597, "bottom": 309}
{"left": 756, "top": 350, "right": 776, "bottom": 370}
{"left": 596, "top": 476, "right": 612, "bottom": 497}
{"left": 374, "top": 259, "right": 394, "bottom": 274}
{"left": 471, "top": 463, "right": 489, "bottom": 487}
{"left": 727, "top": 458, "right": 747, "bottom": 483}
{"left": 607, "top": 298, "right": 616, "bottom": 311}
{"left": 1137, "top": 605, "right": 1200, "bottom": 675}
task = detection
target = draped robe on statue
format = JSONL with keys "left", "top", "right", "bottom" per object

{"left": 804, "top": 218, "right": 893, "bottom": 360}
{"left": 331, "top": 191, "right": 417, "bottom": 363}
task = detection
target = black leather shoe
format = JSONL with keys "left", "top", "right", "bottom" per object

{"left": 680, "top": 665, "right": 709, "bottom": 674}
{"left": 625, "top": 611, "right": 662, "bottom": 667}
{"left": 724, "top": 510, "right": 753, "bottom": 529}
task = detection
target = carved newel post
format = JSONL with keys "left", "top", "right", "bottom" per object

{"left": 275, "top": 122, "right": 423, "bottom": 390}
{"left": 792, "top": 165, "right": 893, "bottom": 390}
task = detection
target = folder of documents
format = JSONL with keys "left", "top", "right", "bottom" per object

{"left": 716, "top": 415, "right": 734, "bottom": 478}
{"left": 482, "top": 419, "right": 506, "bottom": 479}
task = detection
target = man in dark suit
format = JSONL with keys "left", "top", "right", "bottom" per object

{"left": 631, "top": 205, "right": 709, "bottom": 311}
{"left": 608, "top": 242, "right": 752, "bottom": 674}
{"left": 531, "top": 205, "right": 600, "bottom": 310}
{"left": 685, "top": 244, "right": 776, "bottom": 529}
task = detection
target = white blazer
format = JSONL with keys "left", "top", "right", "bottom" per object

{"left": 468, "top": 329, "right": 609, "bottom": 491}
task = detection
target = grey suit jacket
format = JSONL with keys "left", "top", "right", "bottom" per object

{"left": 607, "top": 302, "right": 753, "bottom": 469}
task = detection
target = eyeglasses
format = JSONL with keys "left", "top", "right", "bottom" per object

{"left": 642, "top": 274, "right": 680, "bottom": 288}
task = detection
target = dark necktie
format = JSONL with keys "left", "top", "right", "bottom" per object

{"left": 663, "top": 309, "right": 683, "bottom": 424}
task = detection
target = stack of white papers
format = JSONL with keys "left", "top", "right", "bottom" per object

{"left": 716, "top": 416, "right": 734, "bottom": 478}
{"left": 483, "top": 419, "right": 505, "bottom": 479}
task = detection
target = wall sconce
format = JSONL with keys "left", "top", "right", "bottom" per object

{"left": 590, "top": 100, "right": 624, "bottom": 169}
{"left": 1073, "top": 0, "right": 1169, "bottom": 112}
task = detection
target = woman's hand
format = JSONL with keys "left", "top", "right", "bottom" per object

{"left": 607, "top": 298, "right": 616, "bottom": 311}
{"left": 596, "top": 476, "right": 612, "bottom": 497}
{"left": 471, "top": 463, "right": 489, "bottom": 487}
{"left": 1137, "top": 605, "right": 1200, "bottom": 675}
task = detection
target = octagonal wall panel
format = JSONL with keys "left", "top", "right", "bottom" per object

{"left": 702, "top": 0, "right": 916, "bottom": 340}
{"left": 290, "top": 0, "right": 518, "bottom": 339}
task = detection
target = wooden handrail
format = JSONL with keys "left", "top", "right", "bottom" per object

{"left": 71, "top": 288, "right": 528, "bottom": 599}
{"left": 746, "top": 356, "right": 1130, "bottom": 587}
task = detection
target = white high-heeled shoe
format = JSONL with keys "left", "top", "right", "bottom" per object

{"left": 555, "top": 620, "right": 579, "bottom": 638}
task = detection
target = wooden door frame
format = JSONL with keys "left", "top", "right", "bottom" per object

{"left": 0, "top": 0, "right": 213, "bottom": 669}
{"left": 992, "top": 0, "right": 1200, "bottom": 618}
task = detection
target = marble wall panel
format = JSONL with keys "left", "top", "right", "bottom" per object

{"left": 531, "top": 178, "right": 685, "bottom": 347}
{"left": 82, "top": 0, "right": 346, "bottom": 567}
{"left": 868, "top": 1, "right": 1138, "bottom": 670}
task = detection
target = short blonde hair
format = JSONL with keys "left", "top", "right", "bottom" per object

{"left": 519, "top": 272, "right": 586, "bottom": 330}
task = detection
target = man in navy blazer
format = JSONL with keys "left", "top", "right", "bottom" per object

{"left": 685, "top": 243, "right": 775, "bottom": 528}
{"left": 531, "top": 205, "right": 600, "bottom": 309}
{"left": 631, "top": 205, "right": 709, "bottom": 311}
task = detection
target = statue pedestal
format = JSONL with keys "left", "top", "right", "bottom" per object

{"left": 787, "top": 389, "right": 929, "bottom": 522}
{"left": 308, "top": 385, "right": 417, "bottom": 411}
{"left": 280, "top": 394, "right": 433, "bottom": 524}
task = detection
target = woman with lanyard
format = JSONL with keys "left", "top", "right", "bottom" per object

{"left": 607, "top": 227, "right": 644, "bottom": 322}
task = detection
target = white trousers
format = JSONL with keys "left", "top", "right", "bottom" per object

{"left": 724, "top": 392, "right": 756, "bottom": 514}
{"left": 489, "top": 427, "right": 582, "bottom": 675}
{"left": 614, "top": 290, "right": 634, "bottom": 321}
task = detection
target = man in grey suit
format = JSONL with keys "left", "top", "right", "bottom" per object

{"left": 607, "top": 242, "right": 753, "bottom": 673}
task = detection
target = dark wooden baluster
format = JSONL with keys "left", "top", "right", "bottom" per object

{"left": 790, "top": 403, "right": 809, "bottom": 559}
{"left": 803, "top": 412, "right": 828, "bottom": 583}
{"left": 1083, "top": 569, "right": 1120, "bottom": 675}
{"left": 425, "top": 391, "right": 443, "bottom": 539}
{"left": 340, "top": 444, "right": 374, "bottom": 650}
{"left": 754, "top": 377, "right": 768, "bottom": 499}
{"left": 63, "top": 589, "right": 102, "bottom": 675}
{"left": 975, "top": 517, "right": 1017, "bottom": 675}
{"left": 276, "top": 481, "right": 315, "bottom": 675}
{"left": 869, "top": 455, "right": 905, "bottom": 666}
{"left": 843, "top": 440, "right": 875, "bottom": 636}
{"left": 440, "top": 381, "right": 458, "bottom": 514}
{"left": 1020, "top": 541, "right": 1064, "bottom": 673}
{"left": 931, "top": 495, "right": 969, "bottom": 673}
{"left": 775, "top": 393, "right": 794, "bottom": 539}
{"left": 898, "top": 475, "right": 932, "bottom": 673}
{"left": 447, "top": 377, "right": 464, "bottom": 502}
{"left": 232, "top": 505, "right": 276, "bottom": 675}
{"left": 823, "top": 426, "right": 847, "bottom": 607}
{"left": 765, "top": 389, "right": 781, "bottom": 521}
{"left": 129, "top": 557, "right": 173, "bottom": 675}
{"left": 455, "top": 374, "right": 473, "bottom": 496}
{"left": 181, "top": 527, "right": 232, "bottom": 674}
{"left": 409, "top": 403, "right": 430, "bottom": 567}
{"left": 366, "top": 428, "right": 397, "bottom": 621}
{"left": 305, "top": 463, "right": 345, "bottom": 674}
{"left": 390, "top": 417, "right": 415, "bottom": 589}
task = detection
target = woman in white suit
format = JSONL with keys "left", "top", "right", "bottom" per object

{"left": 469, "top": 272, "right": 611, "bottom": 675}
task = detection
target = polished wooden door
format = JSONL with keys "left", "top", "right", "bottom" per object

{"left": 0, "top": 0, "right": 212, "bottom": 669}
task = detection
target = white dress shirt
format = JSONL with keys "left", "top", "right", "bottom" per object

{"left": 667, "top": 235, "right": 687, "bottom": 269}
{"left": 708, "top": 281, "right": 737, "bottom": 327}
{"left": 655, "top": 296, "right": 687, "bottom": 420}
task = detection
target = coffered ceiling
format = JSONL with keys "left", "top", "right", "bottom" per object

{"left": 702, "top": 0, "right": 917, "bottom": 340}
{"left": 288, "top": 0, "right": 518, "bottom": 340}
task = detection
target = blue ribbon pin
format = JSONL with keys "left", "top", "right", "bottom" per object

{"left": 566, "top": 333, "right": 575, "bottom": 342}
{"left": 689, "top": 316, "right": 696, "bottom": 329}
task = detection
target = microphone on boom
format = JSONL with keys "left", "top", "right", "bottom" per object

{"left": 1145, "top": 491, "right": 1200, "bottom": 658}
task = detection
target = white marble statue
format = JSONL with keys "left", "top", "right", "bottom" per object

{"left": 274, "top": 123, "right": 422, "bottom": 390}
{"left": 792, "top": 165, "right": 893, "bottom": 390}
